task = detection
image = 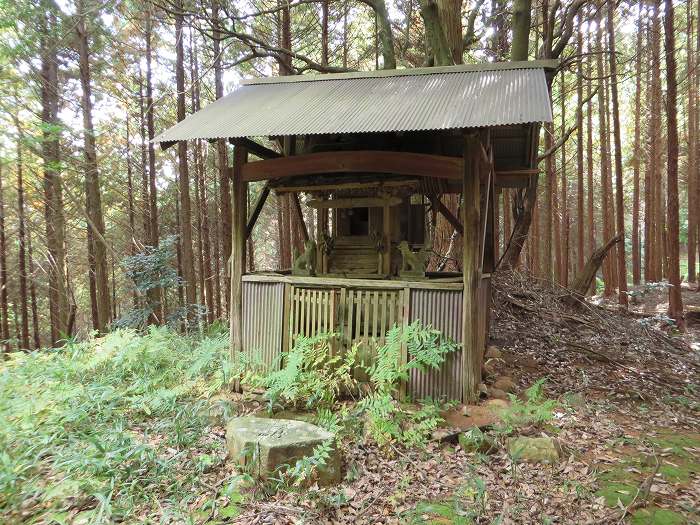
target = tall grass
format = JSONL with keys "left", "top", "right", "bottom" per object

{"left": 0, "top": 326, "right": 233, "bottom": 523}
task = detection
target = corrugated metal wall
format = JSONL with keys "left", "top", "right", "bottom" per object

{"left": 408, "top": 289, "right": 464, "bottom": 401}
{"left": 242, "top": 281, "right": 285, "bottom": 371}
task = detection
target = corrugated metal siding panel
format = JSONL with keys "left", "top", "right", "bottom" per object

{"left": 155, "top": 69, "right": 552, "bottom": 142}
{"left": 242, "top": 281, "right": 285, "bottom": 371}
{"left": 408, "top": 289, "right": 464, "bottom": 401}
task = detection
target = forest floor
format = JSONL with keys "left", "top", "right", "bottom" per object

{"left": 221, "top": 272, "right": 700, "bottom": 524}
{"left": 1, "top": 272, "right": 698, "bottom": 524}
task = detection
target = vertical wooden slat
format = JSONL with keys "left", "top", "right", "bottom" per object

{"left": 462, "top": 134, "right": 483, "bottom": 403}
{"left": 282, "top": 282, "right": 292, "bottom": 354}
{"left": 399, "top": 287, "right": 410, "bottom": 400}
{"left": 347, "top": 289, "right": 355, "bottom": 348}
{"left": 379, "top": 291, "right": 387, "bottom": 344}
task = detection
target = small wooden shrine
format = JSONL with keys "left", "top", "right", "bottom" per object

{"left": 157, "top": 60, "right": 555, "bottom": 402}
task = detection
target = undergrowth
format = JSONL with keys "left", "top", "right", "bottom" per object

{"left": 0, "top": 326, "right": 233, "bottom": 523}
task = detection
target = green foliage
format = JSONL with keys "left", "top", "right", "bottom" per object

{"left": 495, "top": 379, "right": 558, "bottom": 434}
{"left": 241, "top": 321, "right": 458, "bottom": 449}
{"left": 0, "top": 327, "right": 233, "bottom": 522}
{"left": 114, "top": 236, "right": 208, "bottom": 330}
{"left": 359, "top": 322, "right": 459, "bottom": 447}
{"left": 245, "top": 333, "right": 358, "bottom": 411}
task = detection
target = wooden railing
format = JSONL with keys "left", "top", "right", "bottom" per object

{"left": 241, "top": 273, "right": 490, "bottom": 401}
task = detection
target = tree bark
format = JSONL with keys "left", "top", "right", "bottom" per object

{"left": 631, "top": 1, "right": 643, "bottom": 285}
{"left": 212, "top": 0, "right": 230, "bottom": 316}
{"left": 78, "top": 0, "right": 112, "bottom": 331}
{"left": 510, "top": 0, "right": 532, "bottom": 60}
{"left": 686, "top": 0, "right": 697, "bottom": 283}
{"left": 0, "top": 162, "right": 9, "bottom": 351}
{"left": 576, "top": 30, "right": 584, "bottom": 277}
{"left": 27, "top": 225, "right": 40, "bottom": 349}
{"left": 607, "top": 2, "right": 628, "bottom": 307}
{"left": 15, "top": 127, "right": 30, "bottom": 350}
{"left": 175, "top": 1, "right": 197, "bottom": 308}
{"left": 41, "top": 10, "right": 72, "bottom": 345}
{"left": 664, "top": 0, "right": 685, "bottom": 327}
{"left": 145, "top": 7, "right": 159, "bottom": 247}
{"left": 596, "top": 20, "right": 615, "bottom": 296}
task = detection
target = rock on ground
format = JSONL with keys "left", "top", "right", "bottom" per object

{"left": 226, "top": 416, "right": 342, "bottom": 485}
{"left": 506, "top": 436, "right": 561, "bottom": 464}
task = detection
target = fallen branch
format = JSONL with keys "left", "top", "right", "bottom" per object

{"left": 566, "top": 234, "right": 623, "bottom": 304}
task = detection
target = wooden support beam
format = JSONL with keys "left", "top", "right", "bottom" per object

{"left": 461, "top": 134, "right": 483, "bottom": 404}
{"left": 307, "top": 196, "right": 402, "bottom": 209}
{"left": 430, "top": 196, "right": 463, "bottom": 235}
{"left": 230, "top": 145, "right": 248, "bottom": 363}
{"left": 290, "top": 192, "right": 309, "bottom": 242}
{"left": 241, "top": 150, "right": 463, "bottom": 182}
{"left": 382, "top": 204, "right": 392, "bottom": 275}
{"left": 246, "top": 183, "right": 270, "bottom": 239}
{"left": 229, "top": 137, "right": 282, "bottom": 160}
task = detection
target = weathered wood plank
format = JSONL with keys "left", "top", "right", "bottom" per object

{"left": 308, "top": 196, "right": 402, "bottom": 209}
{"left": 241, "top": 151, "right": 463, "bottom": 182}
{"left": 462, "top": 134, "right": 483, "bottom": 403}
{"left": 230, "top": 145, "right": 247, "bottom": 362}
{"left": 230, "top": 137, "right": 282, "bottom": 160}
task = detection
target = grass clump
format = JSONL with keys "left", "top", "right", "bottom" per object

{"left": 0, "top": 326, "right": 235, "bottom": 523}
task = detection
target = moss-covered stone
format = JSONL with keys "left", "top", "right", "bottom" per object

{"left": 506, "top": 436, "right": 561, "bottom": 464}
{"left": 595, "top": 479, "right": 638, "bottom": 507}
{"left": 226, "top": 416, "right": 341, "bottom": 485}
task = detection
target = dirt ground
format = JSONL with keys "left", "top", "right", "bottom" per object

{"left": 208, "top": 271, "right": 699, "bottom": 524}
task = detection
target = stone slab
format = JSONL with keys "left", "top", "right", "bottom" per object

{"left": 226, "top": 416, "right": 341, "bottom": 485}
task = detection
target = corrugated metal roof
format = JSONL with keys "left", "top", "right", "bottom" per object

{"left": 155, "top": 61, "right": 554, "bottom": 144}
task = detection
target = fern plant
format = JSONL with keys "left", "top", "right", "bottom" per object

{"left": 244, "top": 333, "right": 358, "bottom": 411}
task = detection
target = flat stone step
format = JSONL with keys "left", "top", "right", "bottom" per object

{"left": 226, "top": 416, "right": 342, "bottom": 485}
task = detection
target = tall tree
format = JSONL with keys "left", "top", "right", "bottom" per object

{"left": 145, "top": 7, "right": 159, "bottom": 246}
{"left": 576, "top": 28, "right": 584, "bottom": 276}
{"left": 686, "top": 0, "right": 697, "bottom": 283}
{"left": 664, "top": 0, "right": 684, "bottom": 326}
{"left": 631, "top": 1, "right": 643, "bottom": 285}
{"left": 0, "top": 161, "right": 8, "bottom": 350}
{"left": 16, "top": 124, "right": 30, "bottom": 350}
{"left": 212, "top": 0, "right": 230, "bottom": 315}
{"left": 77, "top": 0, "right": 112, "bottom": 331}
{"left": 607, "top": 1, "right": 628, "bottom": 307}
{"left": 41, "top": 8, "right": 72, "bottom": 344}
{"left": 175, "top": 0, "right": 197, "bottom": 307}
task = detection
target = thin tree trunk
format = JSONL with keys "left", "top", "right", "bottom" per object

{"left": 686, "top": 0, "right": 697, "bottom": 283}
{"left": 586, "top": 29, "right": 595, "bottom": 263}
{"left": 560, "top": 72, "right": 568, "bottom": 286}
{"left": 78, "top": 0, "right": 111, "bottom": 331}
{"left": 321, "top": 0, "right": 329, "bottom": 66}
{"left": 212, "top": 0, "right": 230, "bottom": 316}
{"left": 41, "top": 10, "right": 72, "bottom": 345}
{"left": 27, "top": 226, "right": 40, "bottom": 349}
{"left": 16, "top": 125, "right": 30, "bottom": 350}
{"left": 632, "top": 1, "right": 643, "bottom": 285}
{"left": 544, "top": 122, "right": 554, "bottom": 280}
{"left": 596, "top": 20, "right": 614, "bottom": 296}
{"left": 175, "top": 1, "right": 197, "bottom": 307}
{"left": 650, "top": 3, "right": 664, "bottom": 282}
{"left": 576, "top": 30, "right": 584, "bottom": 277}
{"left": 607, "top": 1, "right": 628, "bottom": 307}
{"left": 0, "top": 162, "right": 9, "bottom": 350}
{"left": 664, "top": 0, "right": 685, "bottom": 326}
{"left": 145, "top": 7, "right": 159, "bottom": 246}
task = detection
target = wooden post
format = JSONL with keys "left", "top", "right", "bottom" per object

{"left": 462, "top": 134, "right": 482, "bottom": 403}
{"left": 382, "top": 203, "right": 391, "bottom": 276}
{"left": 230, "top": 145, "right": 248, "bottom": 360}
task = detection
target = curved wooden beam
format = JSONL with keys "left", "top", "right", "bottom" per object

{"left": 240, "top": 150, "right": 463, "bottom": 182}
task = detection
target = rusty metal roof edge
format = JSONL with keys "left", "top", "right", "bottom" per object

{"left": 241, "top": 59, "right": 561, "bottom": 86}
